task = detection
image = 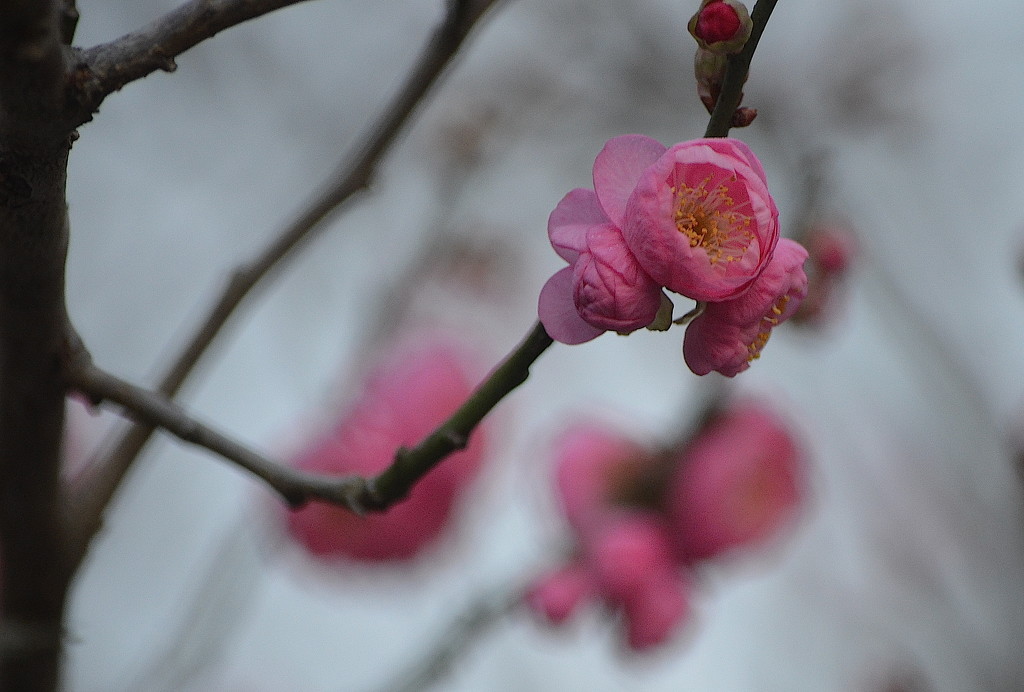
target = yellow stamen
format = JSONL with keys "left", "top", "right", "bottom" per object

{"left": 746, "top": 295, "right": 789, "bottom": 363}
{"left": 674, "top": 174, "right": 754, "bottom": 265}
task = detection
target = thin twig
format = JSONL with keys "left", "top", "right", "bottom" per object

{"left": 65, "top": 322, "right": 552, "bottom": 534}
{"left": 71, "top": 0, "right": 315, "bottom": 118}
{"left": 68, "top": 0, "right": 503, "bottom": 564}
{"left": 369, "top": 581, "right": 530, "bottom": 692}
{"left": 704, "top": 0, "right": 779, "bottom": 138}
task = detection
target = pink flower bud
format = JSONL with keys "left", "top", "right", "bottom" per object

{"left": 526, "top": 564, "right": 595, "bottom": 625}
{"left": 688, "top": 0, "right": 753, "bottom": 55}
{"left": 807, "top": 226, "right": 855, "bottom": 274}
{"left": 667, "top": 401, "right": 803, "bottom": 562}
{"left": 621, "top": 571, "right": 691, "bottom": 651}
{"left": 286, "top": 337, "right": 487, "bottom": 562}
{"left": 694, "top": 2, "right": 740, "bottom": 45}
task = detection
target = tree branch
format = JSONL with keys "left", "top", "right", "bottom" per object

{"left": 704, "top": 0, "right": 779, "bottom": 138}
{"left": 67, "top": 0, "right": 503, "bottom": 564}
{"left": 66, "top": 322, "right": 551, "bottom": 525}
{"left": 71, "top": 0, "right": 317, "bottom": 117}
{"left": 0, "top": 2, "right": 77, "bottom": 690}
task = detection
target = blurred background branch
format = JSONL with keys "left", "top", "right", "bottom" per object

{"left": 69, "top": 0, "right": 504, "bottom": 571}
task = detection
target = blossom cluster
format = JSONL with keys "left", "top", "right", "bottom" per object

{"left": 286, "top": 336, "right": 488, "bottom": 562}
{"left": 527, "top": 400, "right": 803, "bottom": 650}
{"left": 538, "top": 136, "right": 808, "bottom": 376}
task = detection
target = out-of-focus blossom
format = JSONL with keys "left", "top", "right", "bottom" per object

{"left": 286, "top": 338, "right": 487, "bottom": 562}
{"left": 621, "top": 569, "right": 691, "bottom": 651}
{"left": 688, "top": 0, "right": 753, "bottom": 55}
{"left": 528, "top": 400, "right": 803, "bottom": 650}
{"left": 525, "top": 563, "right": 595, "bottom": 625}
{"left": 667, "top": 402, "right": 803, "bottom": 562}
{"left": 553, "top": 422, "right": 651, "bottom": 532}
{"left": 683, "top": 238, "right": 808, "bottom": 376}
{"left": 624, "top": 137, "right": 780, "bottom": 303}
{"left": 793, "top": 225, "right": 857, "bottom": 326}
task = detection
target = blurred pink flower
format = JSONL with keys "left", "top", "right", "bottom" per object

{"left": 624, "top": 137, "right": 779, "bottom": 303}
{"left": 553, "top": 422, "right": 650, "bottom": 533}
{"left": 621, "top": 570, "right": 691, "bottom": 650}
{"left": 793, "top": 225, "right": 856, "bottom": 326}
{"left": 529, "top": 423, "right": 692, "bottom": 651}
{"left": 586, "top": 513, "right": 677, "bottom": 604}
{"left": 807, "top": 225, "right": 855, "bottom": 274}
{"left": 286, "top": 338, "right": 487, "bottom": 561}
{"left": 525, "top": 563, "right": 595, "bottom": 625}
{"left": 683, "top": 238, "right": 808, "bottom": 376}
{"left": 529, "top": 401, "right": 803, "bottom": 649}
{"left": 667, "top": 402, "right": 803, "bottom": 562}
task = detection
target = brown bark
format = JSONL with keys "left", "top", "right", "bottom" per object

{"left": 0, "top": 2, "right": 75, "bottom": 688}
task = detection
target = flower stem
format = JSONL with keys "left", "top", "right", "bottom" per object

{"left": 367, "top": 322, "right": 553, "bottom": 508}
{"left": 704, "top": 0, "right": 779, "bottom": 138}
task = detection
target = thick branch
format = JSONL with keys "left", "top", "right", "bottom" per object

{"left": 704, "top": 0, "right": 779, "bottom": 138}
{"left": 67, "top": 322, "right": 551, "bottom": 522}
{"left": 72, "top": 0, "right": 316, "bottom": 117}
{"left": 0, "top": 2, "right": 76, "bottom": 690}
{"left": 68, "top": 0, "right": 503, "bottom": 562}
{"left": 65, "top": 354, "right": 338, "bottom": 509}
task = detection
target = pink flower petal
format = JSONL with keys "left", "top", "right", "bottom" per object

{"left": 572, "top": 224, "right": 662, "bottom": 333}
{"left": 592, "top": 134, "right": 667, "bottom": 228}
{"left": 548, "top": 188, "right": 609, "bottom": 263}
{"left": 538, "top": 267, "right": 605, "bottom": 345}
{"left": 682, "top": 238, "right": 808, "bottom": 376}
{"left": 667, "top": 401, "right": 803, "bottom": 562}
{"left": 623, "top": 138, "right": 779, "bottom": 302}
{"left": 683, "top": 318, "right": 756, "bottom": 377}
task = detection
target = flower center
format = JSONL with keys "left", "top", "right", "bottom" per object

{"left": 673, "top": 174, "right": 754, "bottom": 265}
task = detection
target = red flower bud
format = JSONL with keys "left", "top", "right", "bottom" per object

{"left": 688, "top": 0, "right": 752, "bottom": 55}
{"left": 694, "top": 2, "right": 741, "bottom": 44}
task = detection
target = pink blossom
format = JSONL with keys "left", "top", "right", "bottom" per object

{"left": 793, "top": 226, "right": 856, "bottom": 325}
{"left": 539, "top": 136, "right": 667, "bottom": 344}
{"left": 286, "top": 338, "right": 487, "bottom": 561}
{"left": 530, "top": 423, "right": 693, "bottom": 650}
{"left": 623, "top": 137, "right": 779, "bottom": 302}
{"left": 667, "top": 402, "right": 803, "bottom": 562}
{"left": 807, "top": 225, "right": 855, "bottom": 274}
{"left": 683, "top": 238, "right": 808, "bottom": 376}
